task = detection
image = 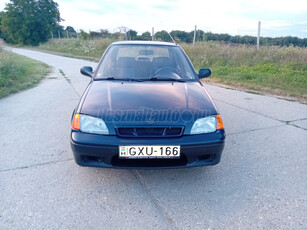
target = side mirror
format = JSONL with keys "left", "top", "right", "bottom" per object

{"left": 198, "top": 68, "right": 211, "bottom": 79}
{"left": 80, "top": 66, "right": 93, "bottom": 78}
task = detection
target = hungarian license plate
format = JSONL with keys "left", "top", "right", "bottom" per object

{"left": 119, "top": 146, "right": 180, "bottom": 159}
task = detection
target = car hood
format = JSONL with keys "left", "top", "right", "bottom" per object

{"left": 80, "top": 81, "right": 217, "bottom": 126}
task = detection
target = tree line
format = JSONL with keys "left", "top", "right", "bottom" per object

{"left": 69, "top": 29, "right": 307, "bottom": 48}
{"left": 0, "top": 0, "right": 306, "bottom": 47}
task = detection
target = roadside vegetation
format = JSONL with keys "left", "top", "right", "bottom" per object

{"left": 182, "top": 42, "right": 307, "bottom": 101}
{"left": 35, "top": 38, "right": 307, "bottom": 102}
{"left": 37, "top": 38, "right": 114, "bottom": 61}
{"left": 0, "top": 42, "right": 51, "bottom": 98}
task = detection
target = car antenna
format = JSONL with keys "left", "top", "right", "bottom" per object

{"left": 167, "top": 32, "right": 177, "bottom": 45}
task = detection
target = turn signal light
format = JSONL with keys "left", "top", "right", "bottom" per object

{"left": 216, "top": 115, "right": 224, "bottom": 130}
{"left": 72, "top": 114, "right": 81, "bottom": 130}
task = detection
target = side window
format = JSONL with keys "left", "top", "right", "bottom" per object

{"left": 96, "top": 46, "right": 118, "bottom": 78}
{"left": 170, "top": 48, "right": 194, "bottom": 79}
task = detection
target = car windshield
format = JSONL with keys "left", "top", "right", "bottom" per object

{"left": 94, "top": 44, "right": 197, "bottom": 81}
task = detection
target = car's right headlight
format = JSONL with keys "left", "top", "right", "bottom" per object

{"left": 72, "top": 114, "right": 109, "bottom": 135}
{"left": 190, "top": 115, "right": 224, "bottom": 134}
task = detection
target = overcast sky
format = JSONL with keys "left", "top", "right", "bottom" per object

{"left": 1, "top": 0, "right": 307, "bottom": 38}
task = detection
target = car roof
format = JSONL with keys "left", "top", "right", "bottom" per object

{"left": 111, "top": 41, "right": 178, "bottom": 46}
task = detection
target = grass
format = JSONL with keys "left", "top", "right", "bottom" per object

{"left": 35, "top": 38, "right": 307, "bottom": 102}
{"left": 182, "top": 42, "right": 307, "bottom": 101}
{"left": 36, "top": 38, "right": 115, "bottom": 61}
{"left": 0, "top": 45, "right": 51, "bottom": 98}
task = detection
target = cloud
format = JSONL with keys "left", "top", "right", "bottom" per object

{"left": 1, "top": 0, "right": 306, "bottom": 37}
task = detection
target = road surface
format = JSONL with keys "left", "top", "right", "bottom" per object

{"left": 0, "top": 48, "right": 306, "bottom": 229}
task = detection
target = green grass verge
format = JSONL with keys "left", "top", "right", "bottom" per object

{"left": 34, "top": 39, "right": 307, "bottom": 102}
{"left": 182, "top": 42, "right": 307, "bottom": 101}
{"left": 0, "top": 48, "right": 51, "bottom": 98}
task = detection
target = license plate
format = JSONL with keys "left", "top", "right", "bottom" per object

{"left": 119, "top": 146, "right": 180, "bottom": 159}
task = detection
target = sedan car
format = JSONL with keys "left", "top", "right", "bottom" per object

{"left": 71, "top": 41, "right": 225, "bottom": 169}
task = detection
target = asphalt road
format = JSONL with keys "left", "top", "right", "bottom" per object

{"left": 1, "top": 48, "right": 306, "bottom": 230}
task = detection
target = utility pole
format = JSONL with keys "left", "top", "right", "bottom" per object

{"left": 58, "top": 30, "right": 60, "bottom": 39}
{"left": 193, "top": 25, "right": 197, "bottom": 46}
{"left": 257, "top": 21, "right": 261, "bottom": 50}
{"left": 51, "top": 31, "right": 53, "bottom": 39}
{"left": 66, "top": 30, "right": 69, "bottom": 39}
{"left": 152, "top": 27, "right": 155, "bottom": 41}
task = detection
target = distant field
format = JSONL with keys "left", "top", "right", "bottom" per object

{"left": 36, "top": 39, "right": 307, "bottom": 102}
{"left": 0, "top": 46, "right": 51, "bottom": 98}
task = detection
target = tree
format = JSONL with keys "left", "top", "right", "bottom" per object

{"left": 204, "top": 32, "right": 219, "bottom": 41}
{"left": 155, "top": 30, "right": 172, "bottom": 42}
{"left": 89, "top": 31, "right": 101, "bottom": 39}
{"left": 65, "top": 26, "right": 76, "bottom": 33}
{"left": 112, "top": 32, "right": 122, "bottom": 40}
{"left": 194, "top": 30, "right": 205, "bottom": 42}
{"left": 140, "top": 31, "right": 151, "bottom": 41}
{"left": 79, "top": 29, "right": 89, "bottom": 40}
{"left": 1, "top": 0, "right": 61, "bottom": 45}
{"left": 218, "top": 33, "right": 231, "bottom": 42}
{"left": 100, "top": 29, "right": 111, "bottom": 38}
{"left": 63, "top": 26, "right": 76, "bottom": 38}
{"left": 127, "top": 29, "right": 137, "bottom": 40}
{"left": 0, "top": 12, "right": 3, "bottom": 38}
{"left": 170, "top": 30, "right": 190, "bottom": 43}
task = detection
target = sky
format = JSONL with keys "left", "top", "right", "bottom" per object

{"left": 1, "top": 0, "right": 307, "bottom": 38}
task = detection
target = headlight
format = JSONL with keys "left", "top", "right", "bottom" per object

{"left": 72, "top": 114, "right": 109, "bottom": 135}
{"left": 190, "top": 115, "right": 218, "bottom": 134}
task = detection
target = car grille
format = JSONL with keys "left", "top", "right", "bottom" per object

{"left": 116, "top": 127, "right": 184, "bottom": 137}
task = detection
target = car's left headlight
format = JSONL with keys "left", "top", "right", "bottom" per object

{"left": 190, "top": 115, "right": 224, "bottom": 134}
{"left": 72, "top": 114, "right": 109, "bottom": 135}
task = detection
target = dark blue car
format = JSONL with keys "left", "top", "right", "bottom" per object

{"left": 71, "top": 41, "right": 225, "bottom": 169}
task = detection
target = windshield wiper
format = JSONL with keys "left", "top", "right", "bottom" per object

{"left": 95, "top": 77, "right": 143, "bottom": 82}
{"left": 95, "top": 76, "right": 116, "bottom": 80}
{"left": 148, "top": 77, "right": 186, "bottom": 82}
{"left": 126, "top": 78, "right": 144, "bottom": 82}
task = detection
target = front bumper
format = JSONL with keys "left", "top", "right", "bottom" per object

{"left": 70, "top": 129, "right": 225, "bottom": 169}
